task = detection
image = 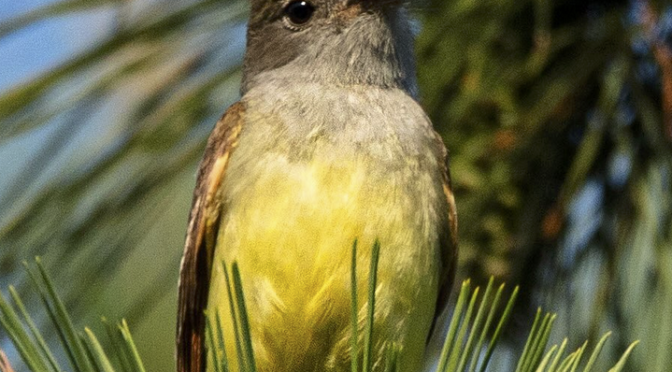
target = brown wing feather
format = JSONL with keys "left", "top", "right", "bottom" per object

{"left": 177, "top": 102, "right": 245, "bottom": 372}
{"left": 432, "top": 137, "right": 459, "bottom": 334}
{"left": 437, "top": 158, "right": 458, "bottom": 311}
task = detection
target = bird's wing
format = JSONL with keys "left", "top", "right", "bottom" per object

{"left": 434, "top": 141, "right": 459, "bottom": 325}
{"left": 177, "top": 102, "right": 245, "bottom": 372}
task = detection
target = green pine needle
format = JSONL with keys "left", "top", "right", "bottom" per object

{"left": 363, "top": 240, "right": 381, "bottom": 372}
{"left": 82, "top": 327, "right": 116, "bottom": 372}
{"left": 0, "top": 259, "right": 146, "bottom": 372}
{"left": 607, "top": 341, "right": 639, "bottom": 372}
{"left": 2, "top": 253, "right": 639, "bottom": 372}
{"left": 350, "top": 240, "right": 360, "bottom": 372}
{"left": 118, "top": 320, "right": 146, "bottom": 372}
{"left": 206, "top": 311, "right": 224, "bottom": 372}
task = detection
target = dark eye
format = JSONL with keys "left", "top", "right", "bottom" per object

{"left": 284, "top": 1, "right": 315, "bottom": 27}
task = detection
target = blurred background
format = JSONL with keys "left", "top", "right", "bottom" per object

{"left": 0, "top": 0, "right": 670, "bottom": 371}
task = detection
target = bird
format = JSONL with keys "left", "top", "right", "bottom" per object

{"left": 176, "top": 0, "right": 458, "bottom": 371}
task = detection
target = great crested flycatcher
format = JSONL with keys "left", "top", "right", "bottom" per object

{"left": 177, "top": 1, "right": 458, "bottom": 371}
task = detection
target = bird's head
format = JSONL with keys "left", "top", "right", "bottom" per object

{"left": 242, "top": 0, "right": 417, "bottom": 96}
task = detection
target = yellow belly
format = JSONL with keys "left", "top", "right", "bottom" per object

{"left": 206, "top": 146, "right": 444, "bottom": 372}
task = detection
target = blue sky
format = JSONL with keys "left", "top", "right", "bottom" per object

{"left": 0, "top": 1, "right": 118, "bottom": 233}
{"left": 0, "top": 0, "right": 113, "bottom": 91}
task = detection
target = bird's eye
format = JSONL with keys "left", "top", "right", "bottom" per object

{"left": 284, "top": 1, "right": 315, "bottom": 27}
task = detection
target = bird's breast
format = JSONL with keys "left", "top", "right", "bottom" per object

{"left": 206, "top": 84, "right": 448, "bottom": 372}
